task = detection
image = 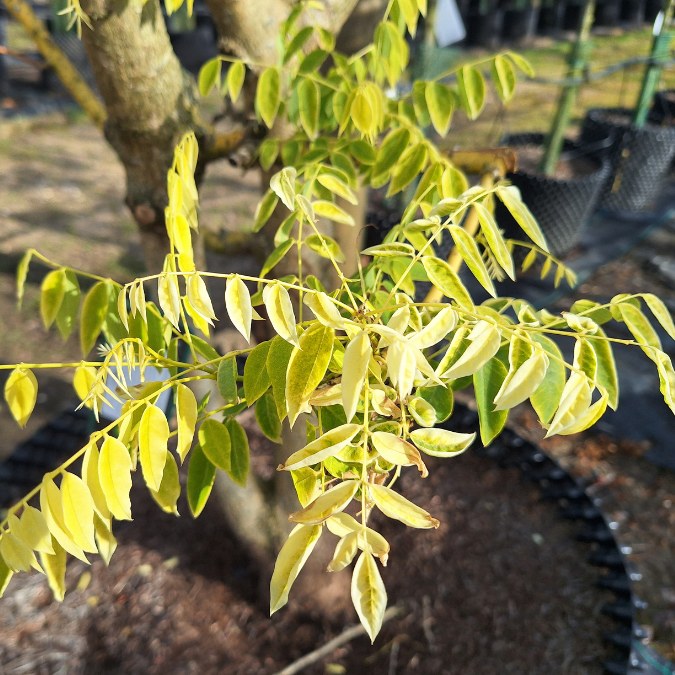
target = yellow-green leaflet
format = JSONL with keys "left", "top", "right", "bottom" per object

{"left": 473, "top": 202, "right": 515, "bottom": 280}
{"left": 270, "top": 166, "right": 297, "bottom": 211}
{"left": 40, "top": 539, "right": 66, "bottom": 601}
{"left": 410, "top": 427, "right": 475, "bottom": 456}
{"left": 304, "top": 292, "right": 347, "bottom": 329}
{"left": 94, "top": 515, "right": 117, "bottom": 565}
{"left": 312, "top": 200, "right": 356, "bottom": 226}
{"left": 175, "top": 383, "right": 197, "bottom": 462}
{"left": 328, "top": 532, "right": 359, "bottom": 572}
{"left": 317, "top": 173, "right": 358, "bottom": 205}
{"left": 643, "top": 293, "right": 675, "bottom": 339}
{"left": 408, "top": 396, "right": 436, "bottom": 427}
{"left": 98, "top": 435, "right": 133, "bottom": 521}
{"left": 495, "top": 185, "right": 548, "bottom": 251}
{"left": 351, "top": 551, "right": 387, "bottom": 643}
{"left": 158, "top": 272, "right": 181, "bottom": 329}
{"left": 198, "top": 418, "right": 231, "bottom": 472}
{"left": 493, "top": 349, "right": 549, "bottom": 410}
{"left": 386, "top": 339, "right": 417, "bottom": 399}
{"left": 149, "top": 453, "right": 181, "bottom": 515}
{"left": 4, "top": 367, "right": 38, "bottom": 428}
{"left": 117, "top": 287, "right": 129, "bottom": 331}
{"left": 441, "top": 321, "right": 501, "bottom": 379}
{"left": 552, "top": 391, "right": 608, "bottom": 436}
{"left": 39, "top": 477, "right": 88, "bottom": 562}
{"left": 73, "top": 365, "right": 97, "bottom": 406}
{"left": 410, "top": 307, "right": 457, "bottom": 349}
{"left": 81, "top": 443, "right": 111, "bottom": 520}
{"left": 421, "top": 256, "right": 474, "bottom": 310}
{"left": 269, "top": 523, "right": 322, "bottom": 614}
{"left": 138, "top": 405, "right": 170, "bottom": 492}
{"left": 13, "top": 505, "right": 53, "bottom": 554}
{"left": 289, "top": 480, "right": 359, "bottom": 525}
{"left": 60, "top": 472, "right": 97, "bottom": 554}
{"left": 263, "top": 282, "right": 299, "bottom": 346}
{"left": 342, "top": 331, "right": 372, "bottom": 422}
{"left": 545, "top": 372, "right": 592, "bottom": 437}
{"left": 186, "top": 273, "right": 216, "bottom": 325}
{"left": 286, "top": 323, "right": 335, "bottom": 426}
{"left": 40, "top": 268, "right": 67, "bottom": 328}
{"left": 291, "top": 467, "right": 321, "bottom": 507}
{"left": 369, "top": 483, "right": 440, "bottom": 529}
{"left": 130, "top": 280, "right": 147, "bottom": 323}
{"left": 326, "top": 513, "right": 390, "bottom": 565}
{"left": 0, "top": 530, "right": 37, "bottom": 572}
{"left": 281, "top": 423, "right": 361, "bottom": 471}
{"left": 225, "top": 274, "right": 252, "bottom": 342}
{"left": 371, "top": 432, "right": 427, "bottom": 477}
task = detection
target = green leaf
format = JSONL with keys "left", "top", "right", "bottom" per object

{"left": 40, "top": 268, "right": 67, "bottom": 329}
{"left": 492, "top": 54, "right": 516, "bottom": 102}
{"left": 373, "top": 127, "right": 411, "bottom": 179}
{"left": 225, "top": 274, "right": 253, "bottom": 342}
{"left": 618, "top": 304, "right": 661, "bottom": 349}
{"left": 642, "top": 293, "right": 675, "bottom": 340}
{"left": 506, "top": 51, "right": 535, "bottom": 77}
{"left": 312, "top": 201, "right": 355, "bottom": 227}
{"left": 267, "top": 335, "right": 294, "bottom": 419}
{"left": 149, "top": 452, "right": 181, "bottom": 515}
{"left": 198, "top": 418, "right": 231, "bottom": 472}
{"left": 80, "top": 280, "right": 111, "bottom": 355}
{"left": 187, "top": 445, "right": 216, "bottom": 518}
{"left": 421, "top": 256, "right": 474, "bottom": 310}
{"left": 587, "top": 330, "right": 619, "bottom": 410}
{"left": 244, "top": 340, "right": 272, "bottom": 405}
{"left": 410, "top": 426, "right": 475, "bottom": 456}
{"left": 387, "top": 143, "right": 427, "bottom": 196}
{"left": 457, "top": 65, "right": 485, "bottom": 119}
{"left": 4, "top": 367, "right": 38, "bottom": 428}
{"left": 226, "top": 61, "right": 245, "bottom": 103}
{"left": 198, "top": 57, "right": 221, "bottom": 96}
{"left": 474, "top": 202, "right": 515, "bottom": 280}
{"left": 351, "top": 551, "right": 387, "bottom": 643}
{"left": 256, "top": 390, "right": 282, "bottom": 442}
{"left": 270, "top": 524, "right": 322, "bottom": 614}
{"left": 448, "top": 224, "right": 496, "bottom": 296}
{"left": 425, "top": 81, "right": 455, "bottom": 136}
{"left": 298, "top": 78, "right": 320, "bottom": 139}
{"left": 225, "top": 418, "right": 249, "bottom": 486}
{"left": 217, "top": 355, "right": 239, "bottom": 405}
{"left": 98, "top": 436, "right": 133, "bottom": 521}
{"left": 139, "top": 405, "right": 170, "bottom": 492}
{"left": 299, "top": 49, "right": 328, "bottom": 75}
{"left": 284, "top": 25, "right": 314, "bottom": 63}
{"left": 530, "top": 334, "right": 566, "bottom": 424}
{"left": 305, "top": 233, "right": 345, "bottom": 263}
{"left": 418, "top": 385, "right": 453, "bottom": 423}
{"left": 256, "top": 67, "right": 281, "bottom": 128}
{"left": 253, "top": 190, "right": 280, "bottom": 233}
{"left": 261, "top": 240, "right": 295, "bottom": 278}
{"left": 286, "top": 323, "right": 335, "bottom": 426}
{"left": 495, "top": 185, "right": 548, "bottom": 251}
{"left": 473, "top": 357, "right": 509, "bottom": 445}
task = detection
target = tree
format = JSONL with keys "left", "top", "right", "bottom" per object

{"left": 1, "top": 0, "right": 675, "bottom": 643}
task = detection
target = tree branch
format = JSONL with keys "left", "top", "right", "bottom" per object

{"left": 3, "top": 0, "right": 106, "bottom": 128}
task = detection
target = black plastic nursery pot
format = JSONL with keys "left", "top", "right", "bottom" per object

{"left": 500, "top": 6, "right": 537, "bottom": 42}
{"left": 580, "top": 107, "right": 675, "bottom": 213}
{"left": 497, "top": 133, "right": 611, "bottom": 258}
{"left": 594, "top": 0, "right": 622, "bottom": 27}
{"left": 537, "top": 2, "right": 564, "bottom": 35}
{"left": 563, "top": 1, "right": 585, "bottom": 30}
{"left": 464, "top": 9, "right": 502, "bottom": 48}
{"left": 650, "top": 88, "right": 675, "bottom": 124}
{"left": 644, "top": 0, "right": 665, "bottom": 23}
{"left": 620, "top": 0, "right": 644, "bottom": 25}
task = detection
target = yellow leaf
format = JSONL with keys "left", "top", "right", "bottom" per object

{"left": 13, "top": 505, "right": 54, "bottom": 554}
{"left": 39, "top": 538, "right": 67, "bottom": 601}
{"left": 0, "top": 531, "right": 37, "bottom": 572}
{"left": 263, "top": 282, "right": 299, "bottom": 346}
{"left": 410, "top": 307, "right": 457, "bottom": 349}
{"left": 149, "top": 453, "right": 181, "bottom": 515}
{"left": 326, "top": 513, "right": 390, "bottom": 565}
{"left": 410, "top": 427, "right": 475, "bottom": 457}
{"left": 81, "top": 442, "right": 111, "bottom": 520}
{"left": 40, "top": 478, "right": 89, "bottom": 562}
{"left": 545, "top": 372, "right": 592, "bottom": 438}
{"left": 94, "top": 515, "right": 117, "bottom": 565}
{"left": 342, "top": 331, "right": 372, "bottom": 422}
{"left": 98, "top": 435, "right": 133, "bottom": 521}
{"left": 117, "top": 287, "right": 129, "bottom": 332}
{"left": 40, "top": 268, "right": 67, "bottom": 329}
{"left": 281, "top": 423, "right": 361, "bottom": 471}
{"left": 60, "top": 473, "right": 97, "bottom": 553}
{"left": 270, "top": 524, "right": 322, "bottom": 614}
{"left": 303, "top": 292, "right": 348, "bottom": 330}
{"left": 371, "top": 431, "right": 428, "bottom": 477}
{"left": 139, "top": 405, "right": 170, "bottom": 492}
{"left": 73, "top": 365, "right": 97, "bottom": 408}
{"left": 440, "top": 321, "right": 501, "bottom": 380}
{"left": 158, "top": 272, "right": 182, "bottom": 329}
{"left": 225, "top": 274, "right": 252, "bottom": 342}
{"left": 351, "top": 551, "right": 387, "bottom": 643}
{"left": 4, "top": 367, "right": 38, "bottom": 428}
{"left": 328, "top": 532, "right": 359, "bottom": 572}
{"left": 493, "top": 349, "right": 549, "bottom": 410}
{"left": 312, "top": 200, "right": 356, "bottom": 227}
{"left": 186, "top": 273, "right": 217, "bottom": 325}
{"left": 175, "top": 383, "right": 197, "bottom": 462}
{"left": 369, "top": 483, "right": 439, "bottom": 529}
{"left": 289, "top": 480, "right": 359, "bottom": 525}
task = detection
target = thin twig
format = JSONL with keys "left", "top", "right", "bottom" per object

{"left": 274, "top": 606, "right": 403, "bottom": 675}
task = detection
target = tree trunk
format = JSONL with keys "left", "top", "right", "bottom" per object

{"left": 80, "top": 0, "right": 207, "bottom": 273}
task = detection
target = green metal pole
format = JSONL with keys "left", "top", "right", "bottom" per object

{"left": 633, "top": 0, "right": 674, "bottom": 128}
{"left": 539, "top": 0, "right": 595, "bottom": 176}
